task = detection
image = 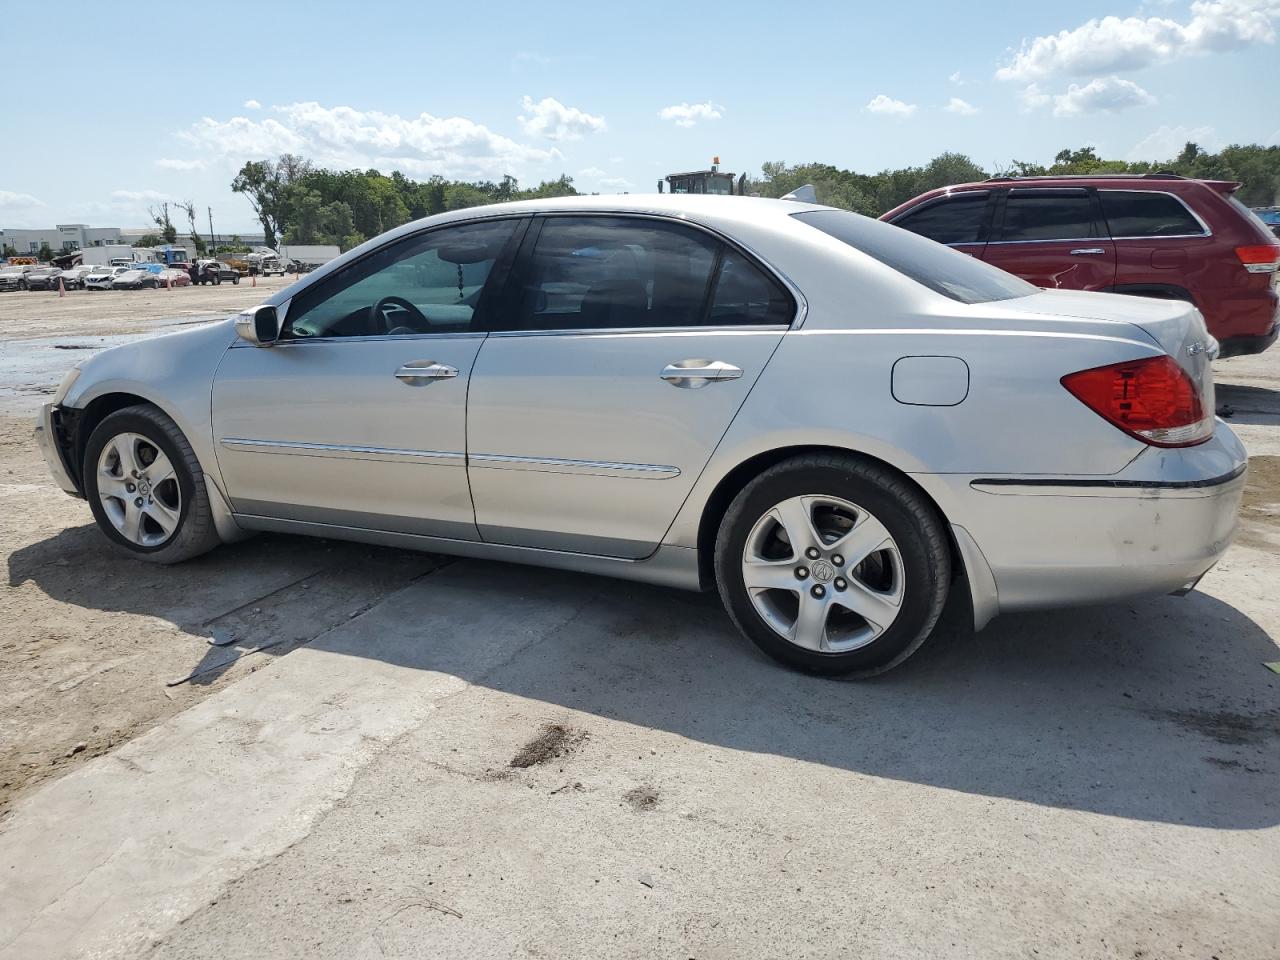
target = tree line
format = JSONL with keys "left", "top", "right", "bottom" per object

{"left": 230, "top": 142, "right": 1280, "bottom": 252}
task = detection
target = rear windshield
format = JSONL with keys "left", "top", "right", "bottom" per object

{"left": 793, "top": 209, "right": 1037, "bottom": 304}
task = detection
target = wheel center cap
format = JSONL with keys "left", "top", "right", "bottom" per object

{"left": 137, "top": 478, "right": 152, "bottom": 497}
{"left": 810, "top": 559, "right": 834, "bottom": 583}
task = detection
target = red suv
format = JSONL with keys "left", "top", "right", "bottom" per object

{"left": 882, "top": 174, "right": 1279, "bottom": 356}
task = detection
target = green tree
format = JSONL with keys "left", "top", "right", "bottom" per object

{"left": 134, "top": 234, "right": 162, "bottom": 247}
{"left": 37, "top": 242, "right": 53, "bottom": 262}
{"left": 149, "top": 203, "right": 178, "bottom": 244}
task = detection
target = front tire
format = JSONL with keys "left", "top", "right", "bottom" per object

{"left": 83, "top": 405, "right": 222, "bottom": 564}
{"left": 715, "top": 453, "right": 950, "bottom": 676}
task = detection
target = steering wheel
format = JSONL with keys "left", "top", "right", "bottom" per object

{"left": 370, "top": 295, "right": 429, "bottom": 334}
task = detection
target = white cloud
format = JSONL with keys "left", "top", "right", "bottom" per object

{"left": 1019, "top": 83, "right": 1052, "bottom": 110}
{"left": 658, "top": 101, "right": 724, "bottom": 127}
{"left": 945, "top": 97, "right": 979, "bottom": 115}
{"left": 110, "top": 189, "right": 175, "bottom": 203}
{"left": 242, "top": 99, "right": 261, "bottom": 110}
{"left": 0, "top": 190, "right": 45, "bottom": 209}
{"left": 517, "top": 95, "right": 606, "bottom": 141}
{"left": 997, "top": 0, "right": 1280, "bottom": 82}
{"left": 155, "top": 157, "right": 209, "bottom": 171}
{"left": 578, "top": 166, "right": 607, "bottom": 178}
{"left": 948, "top": 70, "right": 965, "bottom": 85}
{"left": 864, "top": 94, "right": 917, "bottom": 118}
{"left": 1051, "top": 76, "right": 1157, "bottom": 116}
{"left": 608, "top": 155, "right": 623, "bottom": 163}
{"left": 599, "top": 176, "right": 633, "bottom": 191}
{"left": 1127, "top": 124, "right": 1219, "bottom": 160}
{"left": 0, "top": 191, "right": 46, "bottom": 227}
{"left": 170, "top": 102, "right": 563, "bottom": 181}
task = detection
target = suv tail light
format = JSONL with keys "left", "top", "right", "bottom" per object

{"left": 1235, "top": 244, "right": 1280, "bottom": 274}
{"left": 1061, "top": 356, "right": 1213, "bottom": 448}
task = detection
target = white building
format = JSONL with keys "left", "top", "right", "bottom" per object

{"left": 0, "top": 224, "right": 122, "bottom": 254}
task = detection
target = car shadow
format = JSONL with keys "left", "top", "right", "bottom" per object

{"left": 1217, "top": 382, "right": 1280, "bottom": 427}
{"left": 8, "top": 528, "right": 1280, "bottom": 830}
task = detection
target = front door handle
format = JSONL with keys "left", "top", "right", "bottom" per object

{"left": 1069, "top": 247, "right": 1106, "bottom": 256}
{"left": 660, "top": 359, "right": 744, "bottom": 389}
{"left": 395, "top": 361, "right": 458, "bottom": 384}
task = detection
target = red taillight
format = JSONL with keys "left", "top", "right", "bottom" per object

{"left": 1235, "top": 244, "right": 1280, "bottom": 274}
{"left": 1061, "top": 355, "right": 1212, "bottom": 447}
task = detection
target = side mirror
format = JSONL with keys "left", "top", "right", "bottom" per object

{"left": 235, "top": 304, "right": 279, "bottom": 346}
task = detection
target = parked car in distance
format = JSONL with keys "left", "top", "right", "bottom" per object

{"left": 24, "top": 267, "right": 64, "bottom": 291}
{"left": 882, "top": 173, "right": 1279, "bottom": 357}
{"left": 84, "top": 266, "right": 129, "bottom": 290}
{"left": 35, "top": 194, "right": 1247, "bottom": 676}
{"left": 58, "top": 266, "right": 95, "bottom": 290}
{"left": 0, "top": 264, "right": 33, "bottom": 291}
{"left": 159, "top": 268, "right": 191, "bottom": 287}
{"left": 111, "top": 268, "right": 160, "bottom": 290}
{"left": 1254, "top": 206, "right": 1280, "bottom": 240}
{"left": 191, "top": 259, "right": 241, "bottom": 285}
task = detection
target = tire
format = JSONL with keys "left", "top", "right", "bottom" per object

{"left": 714, "top": 453, "right": 950, "bottom": 677}
{"left": 232, "top": 275, "right": 239, "bottom": 284}
{"left": 214, "top": 275, "right": 222, "bottom": 285}
{"left": 83, "top": 405, "right": 222, "bottom": 564}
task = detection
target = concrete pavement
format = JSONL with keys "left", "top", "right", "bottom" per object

{"left": 2, "top": 552, "right": 1277, "bottom": 959}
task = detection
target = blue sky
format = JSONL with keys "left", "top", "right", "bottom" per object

{"left": 2, "top": 0, "right": 1278, "bottom": 232}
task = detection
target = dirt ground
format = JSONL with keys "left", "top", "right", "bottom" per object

{"left": 1, "top": 288, "right": 1278, "bottom": 820}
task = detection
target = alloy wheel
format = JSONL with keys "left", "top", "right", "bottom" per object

{"left": 96, "top": 432, "right": 182, "bottom": 547}
{"left": 741, "top": 495, "right": 904, "bottom": 653}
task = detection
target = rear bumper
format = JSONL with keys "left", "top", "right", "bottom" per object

{"left": 920, "top": 422, "right": 1248, "bottom": 618}
{"left": 1218, "top": 321, "right": 1277, "bottom": 357}
{"left": 34, "top": 403, "right": 82, "bottom": 497}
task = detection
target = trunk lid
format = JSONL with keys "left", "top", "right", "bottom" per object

{"left": 1002, "top": 289, "right": 1216, "bottom": 409}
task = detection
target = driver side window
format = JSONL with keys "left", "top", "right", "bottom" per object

{"left": 282, "top": 218, "right": 520, "bottom": 339}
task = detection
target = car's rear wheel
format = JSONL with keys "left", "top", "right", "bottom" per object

{"left": 715, "top": 453, "right": 951, "bottom": 676}
{"left": 83, "top": 405, "right": 222, "bottom": 564}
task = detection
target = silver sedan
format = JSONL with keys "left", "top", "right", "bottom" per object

{"left": 35, "top": 195, "right": 1247, "bottom": 674}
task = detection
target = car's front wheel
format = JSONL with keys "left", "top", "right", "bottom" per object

{"left": 715, "top": 453, "right": 951, "bottom": 676}
{"left": 83, "top": 405, "right": 222, "bottom": 563}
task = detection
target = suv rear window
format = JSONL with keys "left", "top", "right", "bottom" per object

{"left": 795, "top": 209, "right": 1036, "bottom": 304}
{"left": 1099, "top": 190, "right": 1204, "bottom": 238}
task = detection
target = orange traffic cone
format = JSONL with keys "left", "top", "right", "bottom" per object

{"left": 252, "top": 272, "right": 257, "bottom": 288}
{"left": 57, "top": 276, "right": 65, "bottom": 298}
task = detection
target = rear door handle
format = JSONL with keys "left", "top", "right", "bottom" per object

{"left": 660, "top": 359, "right": 744, "bottom": 388}
{"left": 1069, "top": 247, "right": 1106, "bottom": 256}
{"left": 395, "top": 361, "right": 458, "bottom": 384}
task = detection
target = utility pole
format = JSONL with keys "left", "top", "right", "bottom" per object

{"left": 207, "top": 207, "right": 216, "bottom": 257}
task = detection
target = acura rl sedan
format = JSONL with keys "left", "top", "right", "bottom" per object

{"left": 35, "top": 194, "right": 1247, "bottom": 675}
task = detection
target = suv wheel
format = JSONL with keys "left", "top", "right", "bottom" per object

{"left": 715, "top": 454, "right": 951, "bottom": 676}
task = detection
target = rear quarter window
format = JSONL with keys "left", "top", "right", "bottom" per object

{"left": 1099, "top": 191, "right": 1204, "bottom": 238}
{"left": 794, "top": 209, "right": 1037, "bottom": 304}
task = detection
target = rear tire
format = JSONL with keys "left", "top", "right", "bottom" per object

{"left": 715, "top": 453, "right": 950, "bottom": 676}
{"left": 83, "top": 405, "right": 222, "bottom": 564}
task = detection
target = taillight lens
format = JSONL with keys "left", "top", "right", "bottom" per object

{"left": 1061, "top": 355, "right": 1213, "bottom": 447}
{"left": 1235, "top": 244, "right": 1280, "bottom": 274}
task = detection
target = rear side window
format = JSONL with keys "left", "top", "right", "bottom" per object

{"left": 892, "top": 192, "right": 989, "bottom": 245}
{"left": 508, "top": 216, "right": 794, "bottom": 331}
{"left": 796, "top": 209, "right": 1036, "bottom": 304}
{"left": 998, "top": 190, "right": 1104, "bottom": 242}
{"left": 1099, "top": 191, "right": 1204, "bottom": 237}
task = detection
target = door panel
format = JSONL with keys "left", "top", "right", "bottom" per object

{"left": 983, "top": 188, "right": 1116, "bottom": 291}
{"left": 212, "top": 335, "right": 483, "bottom": 537}
{"left": 983, "top": 240, "right": 1116, "bottom": 291}
{"left": 211, "top": 217, "right": 522, "bottom": 537}
{"left": 466, "top": 329, "right": 783, "bottom": 557}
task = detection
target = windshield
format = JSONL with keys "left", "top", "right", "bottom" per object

{"left": 793, "top": 208, "right": 1037, "bottom": 304}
